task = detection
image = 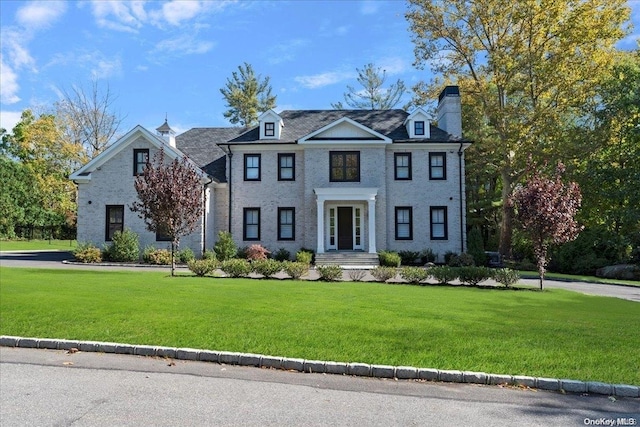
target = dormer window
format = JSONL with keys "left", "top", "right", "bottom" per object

{"left": 414, "top": 121, "right": 425, "bottom": 136}
{"left": 404, "top": 108, "right": 431, "bottom": 139}
{"left": 265, "top": 122, "right": 275, "bottom": 137}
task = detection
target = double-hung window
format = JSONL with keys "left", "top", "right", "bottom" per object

{"left": 105, "top": 205, "right": 124, "bottom": 241}
{"left": 278, "top": 207, "right": 295, "bottom": 240}
{"left": 429, "top": 152, "right": 446, "bottom": 180}
{"left": 264, "top": 122, "right": 275, "bottom": 137}
{"left": 330, "top": 151, "right": 360, "bottom": 182}
{"left": 394, "top": 153, "right": 412, "bottom": 180}
{"left": 395, "top": 207, "right": 413, "bottom": 240}
{"left": 244, "top": 154, "right": 261, "bottom": 181}
{"left": 278, "top": 153, "right": 295, "bottom": 181}
{"left": 414, "top": 121, "right": 425, "bottom": 136}
{"left": 243, "top": 208, "right": 260, "bottom": 241}
{"left": 430, "top": 206, "right": 448, "bottom": 240}
{"left": 133, "top": 149, "right": 149, "bottom": 175}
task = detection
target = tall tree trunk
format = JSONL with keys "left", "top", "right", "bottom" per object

{"left": 171, "top": 240, "right": 176, "bottom": 277}
{"left": 498, "top": 170, "right": 514, "bottom": 259}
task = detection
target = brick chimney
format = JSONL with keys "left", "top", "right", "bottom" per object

{"left": 436, "top": 86, "right": 462, "bottom": 139}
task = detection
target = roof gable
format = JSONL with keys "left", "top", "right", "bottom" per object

{"left": 69, "top": 125, "right": 203, "bottom": 182}
{"left": 298, "top": 116, "right": 392, "bottom": 144}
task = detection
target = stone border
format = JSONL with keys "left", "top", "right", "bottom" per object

{"left": 1, "top": 335, "right": 638, "bottom": 398}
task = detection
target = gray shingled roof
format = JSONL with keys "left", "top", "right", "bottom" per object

{"left": 176, "top": 127, "right": 244, "bottom": 183}
{"left": 227, "top": 110, "right": 457, "bottom": 144}
{"left": 175, "top": 110, "right": 462, "bottom": 181}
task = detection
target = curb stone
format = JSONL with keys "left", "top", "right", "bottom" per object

{"left": 2, "top": 336, "right": 638, "bottom": 398}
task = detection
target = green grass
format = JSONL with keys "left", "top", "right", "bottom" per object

{"left": 1, "top": 267, "right": 638, "bottom": 385}
{"left": 0, "top": 239, "right": 77, "bottom": 251}
{"left": 519, "top": 270, "right": 640, "bottom": 287}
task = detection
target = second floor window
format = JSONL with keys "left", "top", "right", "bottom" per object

{"left": 278, "top": 153, "right": 295, "bottom": 181}
{"left": 244, "top": 154, "right": 261, "bottom": 181}
{"left": 429, "top": 152, "right": 446, "bottom": 180}
{"left": 265, "top": 122, "right": 275, "bottom": 137}
{"left": 133, "top": 149, "right": 149, "bottom": 175}
{"left": 395, "top": 153, "right": 412, "bottom": 180}
{"left": 330, "top": 151, "right": 360, "bottom": 182}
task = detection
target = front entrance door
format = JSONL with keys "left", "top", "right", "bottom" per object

{"left": 337, "top": 207, "right": 353, "bottom": 250}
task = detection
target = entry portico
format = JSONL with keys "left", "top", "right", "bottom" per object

{"left": 314, "top": 188, "right": 378, "bottom": 254}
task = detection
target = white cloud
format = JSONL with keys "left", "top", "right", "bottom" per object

{"left": 16, "top": 1, "right": 67, "bottom": 31}
{"left": 360, "top": 1, "right": 381, "bottom": 15}
{"left": 0, "top": 110, "right": 23, "bottom": 133}
{"left": 90, "top": 0, "right": 145, "bottom": 32}
{"left": 377, "top": 57, "right": 409, "bottom": 75}
{"left": 46, "top": 51, "right": 123, "bottom": 80}
{"left": 294, "top": 70, "right": 355, "bottom": 89}
{"left": 0, "top": 57, "right": 21, "bottom": 104}
{"left": 154, "top": 34, "right": 215, "bottom": 56}
{"left": 160, "top": 0, "right": 203, "bottom": 25}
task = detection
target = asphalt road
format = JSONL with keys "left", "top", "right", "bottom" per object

{"left": 2, "top": 250, "right": 639, "bottom": 302}
{"left": 1, "top": 347, "right": 638, "bottom": 427}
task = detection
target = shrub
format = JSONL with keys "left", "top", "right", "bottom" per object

{"left": 348, "top": 269, "right": 367, "bottom": 282}
{"left": 316, "top": 265, "right": 343, "bottom": 281}
{"left": 457, "top": 266, "right": 491, "bottom": 286}
{"left": 492, "top": 268, "right": 521, "bottom": 288}
{"left": 428, "top": 266, "right": 458, "bottom": 284}
{"left": 246, "top": 244, "right": 270, "bottom": 261}
{"left": 399, "top": 266, "right": 429, "bottom": 285}
{"left": 202, "top": 249, "right": 216, "bottom": 261}
{"left": 296, "top": 249, "right": 313, "bottom": 265}
{"left": 398, "top": 251, "right": 421, "bottom": 266}
{"left": 177, "top": 247, "right": 195, "bottom": 264}
{"left": 420, "top": 248, "right": 437, "bottom": 264}
{"left": 273, "top": 248, "right": 291, "bottom": 262}
{"left": 448, "top": 252, "right": 475, "bottom": 267}
{"left": 73, "top": 242, "right": 102, "bottom": 263}
{"left": 143, "top": 246, "right": 171, "bottom": 265}
{"left": 370, "top": 266, "right": 397, "bottom": 282}
{"left": 283, "top": 261, "right": 309, "bottom": 279}
{"left": 467, "top": 227, "right": 487, "bottom": 266}
{"left": 220, "top": 258, "right": 252, "bottom": 277}
{"left": 236, "top": 246, "right": 249, "bottom": 259}
{"left": 104, "top": 229, "right": 139, "bottom": 262}
{"left": 378, "top": 250, "right": 401, "bottom": 267}
{"left": 252, "top": 259, "right": 282, "bottom": 278}
{"left": 214, "top": 231, "right": 236, "bottom": 261}
{"left": 444, "top": 251, "right": 457, "bottom": 265}
{"left": 187, "top": 259, "right": 218, "bottom": 277}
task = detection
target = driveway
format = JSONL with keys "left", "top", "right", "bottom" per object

{"left": 1, "top": 347, "right": 638, "bottom": 427}
{"left": 1, "top": 250, "right": 639, "bottom": 302}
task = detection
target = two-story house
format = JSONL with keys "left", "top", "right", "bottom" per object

{"left": 70, "top": 86, "right": 471, "bottom": 263}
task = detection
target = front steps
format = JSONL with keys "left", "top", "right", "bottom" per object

{"left": 314, "top": 251, "right": 379, "bottom": 269}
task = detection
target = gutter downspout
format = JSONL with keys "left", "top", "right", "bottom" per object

{"left": 227, "top": 146, "right": 233, "bottom": 233}
{"left": 458, "top": 142, "right": 465, "bottom": 254}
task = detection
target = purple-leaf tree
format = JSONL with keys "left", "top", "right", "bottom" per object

{"left": 510, "top": 162, "right": 583, "bottom": 289}
{"left": 130, "top": 147, "right": 204, "bottom": 276}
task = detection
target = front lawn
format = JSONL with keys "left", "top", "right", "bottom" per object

{"left": 1, "top": 267, "right": 638, "bottom": 385}
{"left": 0, "top": 239, "right": 77, "bottom": 251}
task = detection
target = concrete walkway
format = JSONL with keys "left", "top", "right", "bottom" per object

{"left": 1, "top": 250, "right": 639, "bottom": 302}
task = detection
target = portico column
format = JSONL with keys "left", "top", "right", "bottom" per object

{"left": 316, "top": 197, "right": 325, "bottom": 254}
{"left": 367, "top": 198, "right": 376, "bottom": 253}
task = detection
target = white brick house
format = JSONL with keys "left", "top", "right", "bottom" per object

{"left": 70, "top": 86, "right": 471, "bottom": 262}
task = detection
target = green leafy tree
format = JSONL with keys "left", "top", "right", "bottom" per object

{"left": 220, "top": 62, "right": 276, "bottom": 127}
{"left": 130, "top": 148, "right": 205, "bottom": 276}
{"left": 406, "top": 0, "right": 629, "bottom": 257}
{"left": 332, "top": 63, "right": 408, "bottom": 110}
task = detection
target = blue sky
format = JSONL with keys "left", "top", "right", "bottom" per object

{"left": 1, "top": 0, "right": 639, "bottom": 137}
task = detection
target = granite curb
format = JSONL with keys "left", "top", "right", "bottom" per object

{"left": 2, "top": 335, "right": 638, "bottom": 398}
